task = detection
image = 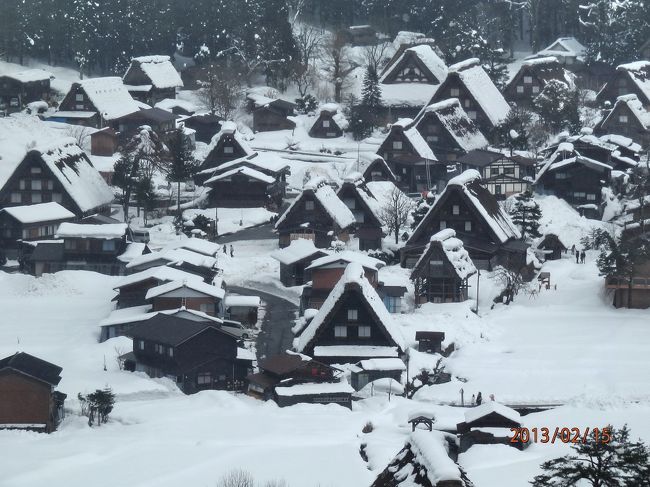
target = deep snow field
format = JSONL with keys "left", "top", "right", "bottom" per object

{"left": 1, "top": 195, "right": 650, "bottom": 487}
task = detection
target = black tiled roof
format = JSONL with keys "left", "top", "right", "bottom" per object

{"left": 127, "top": 313, "right": 236, "bottom": 346}
{"left": 0, "top": 352, "right": 62, "bottom": 386}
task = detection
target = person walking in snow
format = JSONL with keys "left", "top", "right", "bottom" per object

{"left": 576, "top": 250, "right": 580, "bottom": 264}
{"left": 471, "top": 394, "right": 475, "bottom": 406}
{"left": 490, "top": 394, "right": 495, "bottom": 401}
{"left": 571, "top": 244, "right": 575, "bottom": 255}
{"left": 229, "top": 245, "right": 234, "bottom": 257}
{"left": 223, "top": 244, "right": 227, "bottom": 254}
{"left": 476, "top": 392, "right": 483, "bottom": 405}
{"left": 581, "top": 250, "right": 586, "bottom": 264}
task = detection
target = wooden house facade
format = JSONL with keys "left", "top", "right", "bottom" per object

{"left": 294, "top": 262, "right": 405, "bottom": 365}
{"left": 0, "top": 352, "right": 66, "bottom": 433}
{"left": 594, "top": 94, "right": 650, "bottom": 148}
{"left": 90, "top": 128, "right": 119, "bottom": 156}
{"left": 606, "top": 259, "right": 650, "bottom": 309}
{"left": 145, "top": 279, "right": 225, "bottom": 317}
{"left": 411, "top": 99, "right": 489, "bottom": 176}
{"left": 124, "top": 314, "right": 253, "bottom": 394}
{"left": 0, "top": 139, "right": 114, "bottom": 218}
{"left": 55, "top": 77, "right": 140, "bottom": 128}
{"left": 345, "top": 154, "right": 397, "bottom": 184}
{"left": 196, "top": 121, "right": 255, "bottom": 180}
{"left": 309, "top": 108, "right": 344, "bottom": 138}
{"left": 271, "top": 239, "right": 329, "bottom": 287}
{"left": 411, "top": 229, "right": 476, "bottom": 305}
{"left": 596, "top": 61, "right": 650, "bottom": 108}
{"left": 116, "top": 107, "right": 176, "bottom": 141}
{"left": 204, "top": 167, "right": 283, "bottom": 209}
{"left": 350, "top": 358, "right": 406, "bottom": 391}
{"left": 0, "top": 202, "right": 74, "bottom": 256}
{"left": 458, "top": 149, "right": 536, "bottom": 199}
{"left": 403, "top": 170, "right": 526, "bottom": 273}
{"left": 0, "top": 69, "right": 52, "bottom": 113}
{"left": 337, "top": 179, "right": 384, "bottom": 250}
{"left": 503, "top": 57, "right": 575, "bottom": 106}
{"left": 428, "top": 58, "right": 510, "bottom": 136}
{"left": 122, "top": 55, "right": 184, "bottom": 106}
{"left": 182, "top": 113, "right": 223, "bottom": 143}
{"left": 456, "top": 402, "right": 525, "bottom": 453}
{"left": 275, "top": 178, "right": 356, "bottom": 249}
{"left": 536, "top": 233, "right": 567, "bottom": 261}
{"left": 377, "top": 119, "right": 440, "bottom": 192}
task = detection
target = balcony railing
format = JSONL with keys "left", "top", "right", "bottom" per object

{"left": 606, "top": 276, "right": 650, "bottom": 289}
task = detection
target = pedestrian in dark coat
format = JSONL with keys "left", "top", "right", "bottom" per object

{"left": 576, "top": 250, "right": 580, "bottom": 264}
{"left": 476, "top": 392, "right": 483, "bottom": 405}
{"left": 223, "top": 245, "right": 227, "bottom": 254}
{"left": 581, "top": 250, "right": 586, "bottom": 263}
{"left": 571, "top": 244, "right": 575, "bottom": 255}
{"left": 230, "top": 244, "right": 234, "bottom": 257}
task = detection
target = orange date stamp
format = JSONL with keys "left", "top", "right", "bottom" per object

{"left": 510, "top": 427, "right": 611, "bottom": 444}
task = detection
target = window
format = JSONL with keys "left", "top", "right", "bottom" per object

{"left": 358, "top": 326, "right": 371, "bottom": 338}
{"left": 516, "top": 85, "right": 524, "bottom": 94}
{"left": 155, "top": 344, "right": 164, "bottom": 354}
{"left": 199, "top": 303, "right": 211, "bottom": 314}
{"left": 31, "top": 193, "right": 42, "bottom": 203}
{"left": 467, "top": 111, "right": 477, "bottom": 120}
{"left": 383, "top": 295, "right": 401, "bottom": 313}
{"left": 463, "top": 99, "right": 471, "bottom": 108}
{"left": 392, "top": 140, "right": 403, "bottom": 150}
{"left": 138, "top": 340, "right": 145, "bottom": 350}
{"left": 587, "top": 193, "right": 597, "bottom": 201}
{"left": 439, "top": 220, "right": 447, "bottom": 230}
{"left": 31, "top": 180, "right": 42, "bottom": 190}
{"left": 168, "top": 347, "right": 174, "bottom": 358}
{"left": 19, "top": 179, "right": 26, "bottom": 190}
{"left": 10, "top": 192, "right": 21, "bottom": 203}
{"left": 30, "top": 167, "right": 42, "bottom": 174}
{"left": 75, "top": 104, "right": 84, "bottom": 110}
{"left": 524, "top": 76, "right": 533, "bottom": 84}
{"left": 452, "top": 204, "right": 460, "bottom": 215}
{"left": 322, "top": 120, "right": 330, "bottom": 128}
{"left": 343, "top": 198, "right": 356, "bottom": 209}
{"left": 223, "top": 146, "right": 234, "bottom": 154}
{"left": 426, "top": 135, "right": 439, "bottom": 143}
{"left": 102, "top": 240, "right": 116, "bottom": 251}
{"left": 334, "top": 325, "right": 347, "bottom": 337}
{"left": 197, "top": 372, "right": 212, "bottom": 385}
{"left": 465, "top": 221, "right": 472, "bottom": 232}
{"left": 495, "top": 184, "right": 502, "bottom": 194}
{"left": 555, "top": 172, "right": 568, "bottom": 179}
{"left": 505, "top": 167, "right": 515, "bottom": 175}
{"left": 75, "top": 94, "right": 84, "bottom": 102}
{"left": 64, "top": 239, "right": 76, "bottom": 250}
{"left": 450, "top": 88, "right": 460, "bottom": 97}
{"left": 619, "top": 115, "right": 628, "bottom": 123}
{"left": 573, "top": 191, "right": 586, "bottom": 198}
{"left": 532, "top": 86, "right": 540, "bottom": 94}
{"left": 305, "top": 200, "right": 315, "bottom": 211}
{"left": 52, "top": 193, "right": 62, "bottom": 203}
{"left": 347, "top": 309, "right": 358, "bottom": 321}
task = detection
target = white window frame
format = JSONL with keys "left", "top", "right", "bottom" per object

{"left": 450, "top": 88, "right": 460, "bottom": 97}
{"left": 532, "top": 86, "right": 540, "bottom": 94}
{"left": 358, "top": 326, "right": 371, "bottom": 338}
{"left": 452, "top": 205, "right": 460, "bottom": 215}
{"left": 392, "top": 140, "right": 403, "bottom": 150}
{"left": 465, "top": 221, "right": 472, "bottom": 232}
{"left": 334, "top": 325, "right": 348, "bottom": 338}
{"left": 439, "top": 220, "right": 446, "bottom": 230}
{"left": 619, "top": 115, "right": 628, "bottom": 123}
{"left": 223, "top": 145, "right": 234, "bottom": 154}
{"left": 305, "top": 200, "right": 315, "bottom": 211}
{"left": 523, "top": 76, "right": 533, "bottom": 84}
{"left": 322, "top": 120, "right": 330, "bottom": 128}
{"left": 516, "top": 85, "right": 524, "bottom": 94}
{"left": 347, "top": 309, "right": 358, "bottom": 321}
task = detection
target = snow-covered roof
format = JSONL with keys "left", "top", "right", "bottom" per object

{"left": 34, "top": 138, "right": 115, "bottom": 213}
{"left": 126, "top": 248, "right": 217, "bottom": 270}
{"left": 166, "top": 238, "right": 221, "bottom": 257}
{"left": 145, "top": 279, "right": 225, "bottom": 300}
{"left": 130, "top": 55, "right": 183, "bottom": 89}
{"left": 275, "top": 178, "right": 356, "bottom": 230}
{"left": 617, "top": 61, "right": 650, "bottom": 103}
{"left": 1, "top": 202, "right": 74, "bottom": 224}
{"left": 604, "top": 94, "right": 650, "bottom": 129}
{"left": 537, "top": 37, "right": 586, "bottom": 59}
{"left": 225, "top": 295, "right": 260, "bottom": 308}
{"left": 295, "top": 262, "right": 405, "bottom": 353}
{"left": 409, "top": 430, "right": 463, "bottom": 484}
{"left": 206, "top": 121, "right": 255, "bottom": 157}
{"left": 313, "top": 345, "right": 399, "bottom": 358}
{"left": 55, "top": 222, "right": 127, "bottom": 239}
{"left": 236, "top": 347, "right": 256, "bottom": 361}
{"left": 412, "top": 228, "right": 477, "bottom": 280}
{"left": 599, "top": 132, "right": 643, "bottom": 153}
{"left": 305, "top": 250, "right": 385, "bottom": 271}
{"left": 381, "top": 45, "right": 448, "bottom": 85}
{"left": 274, "top": 380, "right": 354, "bottom": 396}
{"left": 413, "top": 170, "right": 520, "bottom": 243}
{"left": 522, "top": 56, "right": 559, "bottom": 67}
{"left": 417, "top": 99, "right": 488, "bottom": 152}
{"left": 378, "top": 83, "right": 440, "bottom": 108}
{"left": 271, "top": 239, "right": 329, "bottom": 265}
{"left": 464, "top": 401, "right": 521, "bottom": 425}
{"left": 358, "top": 358, "right": 406, "bottom": 371}
{"left": 113, "top": 266, "right": 204, "bottom": 289}
{"left": 2, "top": 69, "right": 53, "bottom": 83}
{"left": 397, "top": 121, "right": 438, "bottom": 160}
{"left": 204, "top": 166, "right": 275, "bottom": 185}
{"left": 154, "top": 98, "right": 196, "bottom": 113}
{"left": 211, "top": 153, "right": 289, "bottom": 175}
{"left": 447, "top": 58, "right": 510, "bottom": 125}
{"left": 535, "top": 154, "right": 611, "bottom": 183}
{"left": 117, "top": 242, "right": 148, "bottom": 263}
{"left": 76, "top": 77, "right": 141, "bottom": 121}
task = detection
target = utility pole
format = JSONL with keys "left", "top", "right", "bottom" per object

{"left": 474, "top": 269, "right": 480, "bottom": 314}
{"left": 214, "top": 206, "right": 218, "bottom": 240}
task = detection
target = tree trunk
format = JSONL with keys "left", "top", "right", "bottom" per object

{"left": 177, "top": 180, "right": 182, "bottom": 217}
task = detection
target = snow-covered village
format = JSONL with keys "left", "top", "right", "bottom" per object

{"left": 1, "top": 1, "right": 650, "bottom": 486}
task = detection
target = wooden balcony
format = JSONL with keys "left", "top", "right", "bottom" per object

{"left": 606, "top": 276, "right": 650, "bottom": 289}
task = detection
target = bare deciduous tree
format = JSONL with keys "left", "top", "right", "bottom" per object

{"left": 67, "top": 125, "right": 91, "bottom": 148}
{"left": 114, "top": 346, "right": 126, "bottom": 370}
{"left": 295, "top": 25, "right": 323, "bottom": 67}
{"left": 491, "top": 266, "right": 526, "bottom": 305}
{"left": 363, "top": 42, "right": 390, "bottom": 74}
{"left": 321, "top": 31, "right": 357, "bottom": 103}
{"left": 218, "top": 470, "right": 255, "bottom": 487}
{"left": 197, "top": 63, "right": 243, "bottom": 119}
{"left": 379, "top": 187, "right": 413, "bottom": 244}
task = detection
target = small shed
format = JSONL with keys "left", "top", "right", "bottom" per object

{"left": 456, "top": 402, "right": 526, "bottom": 453}
{"left": 408, "top": 411, "right": 435, "bottom": 431}
{"left": 271, "top": 239, "right": 330, "bottom": 287}
{"left": 309, "top": 107, "right": 344, "bottom": 138}
{"left": 91, "top": 127, "right": 119, "bottom": 156}
{"left": 224, "top": 295, "right": 261, "bottom": 326}
{"left": 274, "top": 381, "right": 354, "bottom": 408}
{"left": 183, "top": 113, "right": 223, "bottom": 143}
{"left": 415, "top": 331, "right": 445, "bottom": 354}
{"left": 345, "top": 25, "right": 377, "bottom": 46}
{"left": 350, "top": 357, "right": 406, "bottom": 390}
{"left": 536, "top": 233, "right": 567, "bottom": 260}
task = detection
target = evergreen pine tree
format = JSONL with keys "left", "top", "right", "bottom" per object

{"left": 531, "top": 425, "right": 650, "bottom": 486}
{"left": 411, "top": 193, "right": 435, "bottom": 229}
{"left": 166, "top": 128, "right": 199, "bottom": 219}
{"left": 510, "top": 191, "right": 542, "bottom": 239}
{"left": 359, "top": 65, "right": 382, "bottom": 131}
{"left": 533, "top": 80, "right": 581, "bottom": 133}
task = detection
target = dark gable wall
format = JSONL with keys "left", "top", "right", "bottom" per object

{"left": 204, "top": 134, "right": 249, "bottom": 169}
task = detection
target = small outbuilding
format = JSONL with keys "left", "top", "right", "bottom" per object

{"left": 90, "top": 127, "right": 119, "bottom": 156}
{"left": 536, "top": 233, "right": 567, "bottom": 260}
{"left": 309, "top": 105, "right": 345, "bottom": 138}
{"left": 456, "top": 402, "right": 526, "bottom": 453}
{"left": 271, "top": 239, "right": 330, "bottom": 287}
{"left": 224, "top": 295, "right": 261, "bottom": 326}
{"left": 350, "top": 357, "right": 406, "bottom": 390}
{"left": 415, "top": 331, "right": 445, "bottom": 354}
